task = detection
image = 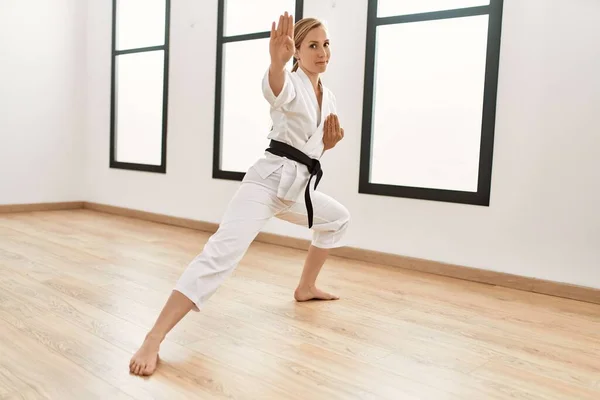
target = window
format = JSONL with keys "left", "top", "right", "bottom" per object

{"left": 110, "top": 0, "right": 170, "bottom": 173}
{"left": 359, "top": 0, "right": 503, "bottom": 205}
{"left": 213, "top": 0, "right": 304, "bottom": 181}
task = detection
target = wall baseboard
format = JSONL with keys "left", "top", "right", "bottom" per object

{"left": 83, "top": 202, "right": 218, "bottom": 232}
{"left": 2, "top": 201, "right": 598, "bottom": 305}
{"left": 81, "top": 202, "right": 599, "bottom": 305}
{"left": 0, "top": 201, "right": 84, "bottom": 213}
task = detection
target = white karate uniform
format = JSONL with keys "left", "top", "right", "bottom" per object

{"left": 174, "top": 66, "right": 350, "bottom": 311}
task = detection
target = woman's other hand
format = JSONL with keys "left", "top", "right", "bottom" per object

{"left": 323, "top": 114, "right": 344, "bottom": 151}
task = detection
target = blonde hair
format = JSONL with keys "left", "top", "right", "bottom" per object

{"left": 292, "top": 18, "right": 325, "bottom": 72}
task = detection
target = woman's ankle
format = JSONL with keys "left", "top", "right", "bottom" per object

{"left": 296, "top": 279, "right": 317, "bottom": 289}
{"left": 145, "top": 331, "right": 166, "bottom": 343}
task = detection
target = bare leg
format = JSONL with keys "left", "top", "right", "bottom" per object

{"left": 129, "top": 290, "right": 194, "bottom": 376}
{"left": 129, "top": 179, "right": 284, "bottom": 376}
{"left": 294, "top": 245, "right": 339, "bottom": 301}
{"left": 275, "top": 191, "right": 349, "bottom": 302}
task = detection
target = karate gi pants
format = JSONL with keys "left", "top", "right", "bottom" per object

{"left": 174, "top": 166, "right": 351, "bottom": 311}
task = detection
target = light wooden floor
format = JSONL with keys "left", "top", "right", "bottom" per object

{"left": 0, "top": 210, "right": 599, "bottom": 400}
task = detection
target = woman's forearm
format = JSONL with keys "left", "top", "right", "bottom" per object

{"left": 268, "top": 61, "right": 287, "bottom": 97}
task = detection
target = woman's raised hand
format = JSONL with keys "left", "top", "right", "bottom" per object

{"left": 269, "top": 12, "right": 294, "bottom": 68}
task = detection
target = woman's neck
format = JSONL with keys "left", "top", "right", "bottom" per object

{"left": 299, "top": 65, "right": 321, "bottom": 92}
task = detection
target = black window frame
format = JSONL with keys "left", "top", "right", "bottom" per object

{"left": 213, "top": 0, "right": 304, "bottom": 181}
{"left": 359, "top": 0, "right": 504, "bottom": 206}
{"left": 109, "top": 0, "right": 171, "bottom": 174}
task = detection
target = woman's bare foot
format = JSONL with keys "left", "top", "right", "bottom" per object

{"left": 129, "top": 333, "right": 162, "bottom": 376}
{"left": 294, "top": 286, "right": 339, "bottom": 302}
{"left": 128, "top": 290, "right": 195, "bottom": 376}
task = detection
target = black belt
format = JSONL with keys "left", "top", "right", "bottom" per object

{"left": 265, "top": 140, "right": 323, "bottom": 228}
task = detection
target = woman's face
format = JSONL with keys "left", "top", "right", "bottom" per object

{"left": 296, "top": 26, "right": 330, "bottom": 74}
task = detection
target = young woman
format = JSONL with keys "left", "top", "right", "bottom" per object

{"left": 129, "top": 12, "right": 349, "bottom": 376}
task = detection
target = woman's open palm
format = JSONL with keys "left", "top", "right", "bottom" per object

{"left": 270, "top": 12, "right": 294, "bottom": 66}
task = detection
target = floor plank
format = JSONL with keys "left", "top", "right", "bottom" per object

{"left": 1, "top": 209, "right": 599, "bottom": 399}
{"left": 0, "top": 312, "right": 132, "bottom": 399}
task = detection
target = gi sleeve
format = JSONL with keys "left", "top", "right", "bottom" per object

{"left": 262, "top": 67, "right": 296, "bottom": 109}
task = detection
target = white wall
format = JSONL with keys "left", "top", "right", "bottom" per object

{"left": 0, "top": 0, "right": 86, "bottom": 205}
{"left": 84, "top": 0, "right": 600, "bottom": 289}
